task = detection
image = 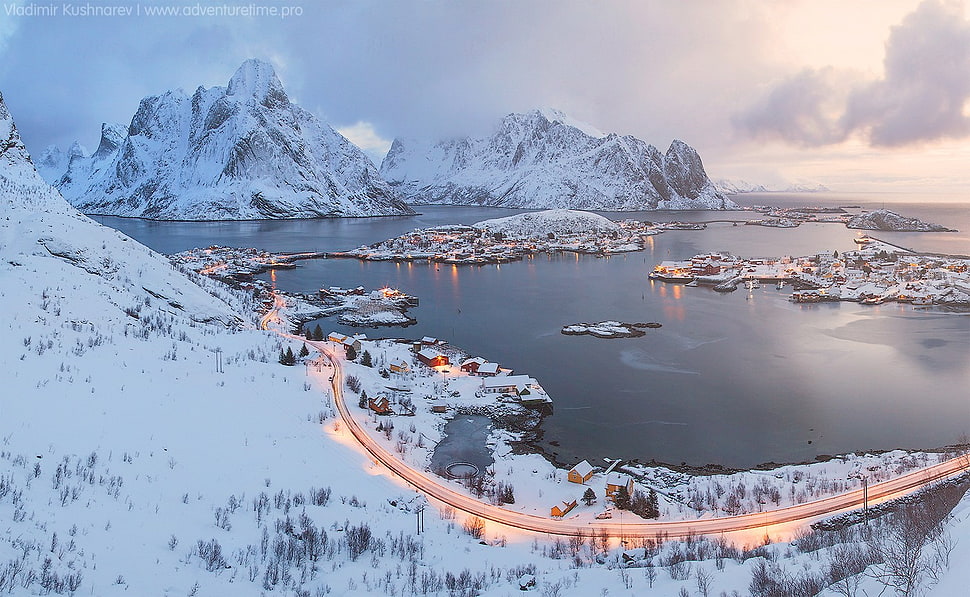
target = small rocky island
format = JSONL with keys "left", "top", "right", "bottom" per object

{"left": 561, "top": 321, "right": 661, "bottom": 338}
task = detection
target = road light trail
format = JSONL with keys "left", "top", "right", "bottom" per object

{"left": 306, "top": 339, "right": 968, "bottom": 540}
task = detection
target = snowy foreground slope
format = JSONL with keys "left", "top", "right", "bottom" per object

{"left": 40, "top": 59, "right": 411, "bottom": 220}
{"left": 2, "top": 93, "right": 967, "bottom": 595}
{"left": 381, "top": 108, "right": 736, "bottom": 211}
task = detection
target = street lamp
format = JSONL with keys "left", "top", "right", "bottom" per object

{"left": 848, "top": 472, "right": 868, "bottom": 524}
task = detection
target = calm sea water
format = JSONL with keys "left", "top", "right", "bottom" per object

{"left": 92, "top": 193, "right": 970, "bottom": 468}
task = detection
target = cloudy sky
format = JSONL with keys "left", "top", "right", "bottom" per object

{"left": 2, "top": 0, "right": 970, "bottom": 194}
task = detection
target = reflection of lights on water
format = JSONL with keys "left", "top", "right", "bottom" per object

{"left": 672, "top": 285, "right": 682, "bottom": 300}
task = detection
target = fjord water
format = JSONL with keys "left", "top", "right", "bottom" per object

{"left": 93, "top": 194, "right": 970, "bottom": 468}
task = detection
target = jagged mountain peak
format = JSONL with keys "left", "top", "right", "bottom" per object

{"left": 93, "top": 123, "right": 127, "bottom": 160}
{"left": 227, "top": 58, "right": 286, "bottom": 103}
{"left": 39, "top": 60, "right": 411, "bottom": 220}
{"left": 525, "top": 107, "right": 606, "bottom": 138}
{"left": 381, "top": 109, "right": 734, "bottom": 211}
{"left": 0, "top": 91, "right": 45, "bottom": 184}
{"left": 67, "top": 141, "right": 88, "bottom": 160}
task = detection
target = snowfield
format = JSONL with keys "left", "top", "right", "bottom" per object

{"left": 1, "top": 91, "right": 967, "bottom": 596}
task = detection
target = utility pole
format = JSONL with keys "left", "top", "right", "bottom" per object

{"left": 416, "top": 505, "right": 425, "bottom": 535}
{"left": 214, "top": 348, "right": 223, "bottom": 373}
{"left": 849, "top": 472, "right": 869, "bottom": 525}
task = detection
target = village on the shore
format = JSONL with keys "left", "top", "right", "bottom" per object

{"left": 171, "top": 246, "right": 421, "bottom": 327}
{"left": 293, "top": 329, "right": 965, "bottom": 527}
{"left": 173, "top": 206, "right": 968, "bottom": 523}
{"left": 650, "top": 237, "right": 970, "bottom": 307}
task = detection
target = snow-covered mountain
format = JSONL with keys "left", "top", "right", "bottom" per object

{"left": 380, "top": 108, "right": 735, "bottom": 211}
{"left": 713, "top": 178, "right": 830, "bottom": 194}
{"left": 473, "top": 209, "right": 619, "bottom": 239}
{"left": 42, "top": 59, "right": 412, "bottom": 220}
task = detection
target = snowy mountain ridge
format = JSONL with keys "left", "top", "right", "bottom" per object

{"left": 41, "top": 59, "right": 412, "bottom": 220}
{"left": 713, "top": 178, "right": 830, "bottom": 194}
{"left": 380, "top": 108, "right": 736, "bottom": 211}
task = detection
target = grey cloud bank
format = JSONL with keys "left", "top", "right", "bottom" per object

{"left": 739, "top": 0, "right": 970, "bottom": 149}
{"left": 1, "top": 0, "right": 968, "bottom": 191}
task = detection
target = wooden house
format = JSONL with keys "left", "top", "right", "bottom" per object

{"left": 416, "top": 348, "right": 449, "bottom": 368}
{"left": 550, "top": 499, "right": 577, "bottom": 518}
{"left": 327, "top": 332, "right": 361, "bottom": 353}
{"left": 567, "top": 460, "right": 595, "bottom": 484}
{"left": 368, "top": 396, "right": 392, "bottom": 415}
{"left": 459, "top": 357, "right": 486, "bottom": 374}
{"left": 389, "top": 360, "right": 411, "bottom": 374}
{"left": 605, "top": 473, "right": 634, "bottom": 501}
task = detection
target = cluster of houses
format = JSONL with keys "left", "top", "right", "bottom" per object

{"left": 410, "top": 337, "right": 554, "bottom": 408}
{"left": 170, "top": 245, "right": 304, "bottom": 280}
{"left": 329, "top": 219, "right": 661, "bottom": 265}
{"left": 327, "top": 331, "right": 364, "bottom": 354}
{"left": 652, "top": 243, "right": 970, "bottom": 308}
{"left": 549, "top": 459, "right": 637, "bottom": 518}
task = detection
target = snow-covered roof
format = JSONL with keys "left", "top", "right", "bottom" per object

{"left": 477, "top": 362, "right": 499, "bottom": 374}
{"left": 483, "top": 374, "right": 534, "bottom": 389}
{"left": 606, "top": 472, "right": 631, "bottom": 487}
{"left": 417, "top": 348, "right": 443, "bottom": 360}
{"left": 570, "top": 460, "right": 594, "bottom": 478}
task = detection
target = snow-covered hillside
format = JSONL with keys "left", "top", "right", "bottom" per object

{"left": 40, "top": 59, "right": 412, "bottom": 220}
{"left": 472, "top": 209, "right": 619, "bottom": 239}
{"left": 2, "top": 92, "right": 966, "bottom": 596}
{"left": 381, "top": 108, "right": 736, "bottom": 211}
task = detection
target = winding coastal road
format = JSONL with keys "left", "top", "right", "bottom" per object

{"left": 310, "top": 341, "right": 968, "bottom": 540}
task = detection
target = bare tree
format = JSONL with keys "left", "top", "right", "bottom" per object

{"left": 695, "top": 566, "right": 713, "bottom": 597}
{"left": 826, "top": 542, "right": 874, "bottom": 597}
{"left": 867, "top": 485, "right": 962, "bottom": 596}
